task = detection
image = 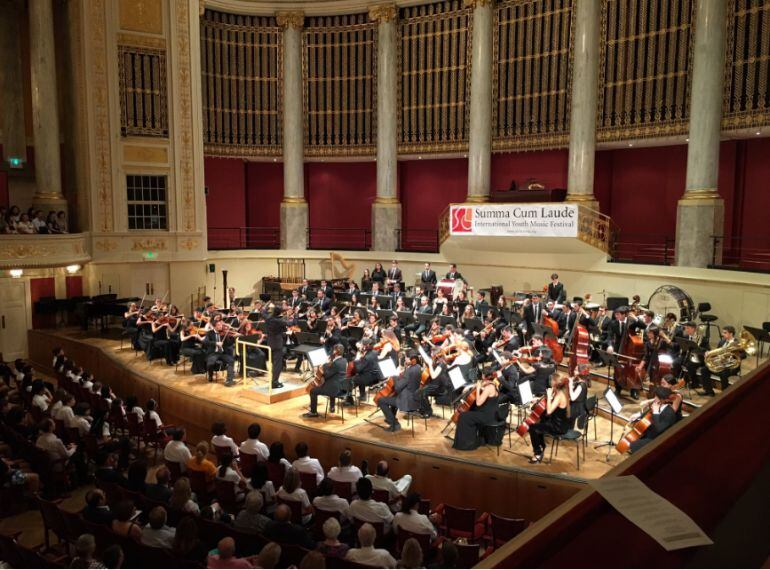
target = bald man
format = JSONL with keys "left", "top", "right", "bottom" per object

{"left": 263, "top": 504, "right": 315, "bottom": 549}
{"left": 207, "top": 537, "right": 256, "bottom": 569}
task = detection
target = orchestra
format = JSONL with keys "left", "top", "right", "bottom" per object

{"left": 119, "top": 266, "right": 750, "bottom": 464}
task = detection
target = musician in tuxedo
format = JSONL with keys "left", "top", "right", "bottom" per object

{"left": 390, "top": 283, "right": 405, "bottom": 307}
{"left": 473, "top": 291, "right": 489, "bottom": 318}
{"left": 546, "top": 273, "right": 566, "bottom": 303}
{"left": 204, "top": 321, "right": 236, "bottom": 386}
{"left": 675, "top": 321, "right": 709, "bottom": 389}
{"left": 318, "top": 280, "right": 334, "bottom": 300}
{"left": 607, "top": 307, "right": 632, "bottom": 353}
{"left": 518, "top": 346, "right": 556, "bottom": 396}
{"left": 378, "top": 351, "right": 422, "bottom": 432}
{"left": 345, "top": 339, "right": 382, "bottom": 404}
{"left": 420, "top": 263, "right": 437, "bottom": 293}
{"left": 557, "top": 303, "right": 576, "bottom": 338}
{"left": 265, "top": 307, "right": 288, "bottom": 389}
{"left": 303, "top": 344, "right": 348, "bottom": 417}
{"left": 314, "top": 290, "right": 331, "bottom": 315}
{"left": 627, "top": 386, "right": 679, "bottom": 454}
{"left": 405, "top": 297, "right": 433, "bottom": 338}
{"left": 288, "top": 289, "right": 303, "bottom": 310}
{"left": 699, "top": 325, "right": 744, "bottom": 396}
{"left": 523, "top": 294, "right": 545, "bottom": 337}
{"left": 386, "top": 260, "right": 403, "bottom": 289}
{"left": 445, "top": 264, "right": 463, "bottom": 280}
{"left": 298, "top": 279, "right": 312, "bottom": 299}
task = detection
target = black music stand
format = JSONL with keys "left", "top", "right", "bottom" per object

{"left": 402, "top": 297, "right": 415, "bottom": 309}
{"left": 743, "top": 326, "right": 770, "bottom": 366}
{"left": 233, "top": 297, "right": 252, "bottom": 308}
{"left": 596, "top": 349, "right": 619, "bottom": 395}
{"left": 438, "top": 315, "right": 458, "bottom": 327}
{"left": 595, "top": 385, "right": 623, "bottom": 461}
{"left": 376, "top": 310, "right": 394, "bottom": 324}
{"left": 396, "top": 311, "right": 415, "bottom": 327}
{"left": 463, "top": 317, "right": 483, "bottom": 332}
{"left": 416, "top": 313, "right": 435, "bottom": 328}
{"left": 336, "top": 292, "right": 352, "bottom": 303}
{"left": 376, "top": 295, "right": 394, "bottom": 309}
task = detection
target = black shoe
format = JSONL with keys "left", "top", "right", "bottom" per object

{"left": 224, "top": 380, "right": 235, "bottom": 387}
{"left": 208, "top": 374, "right": 214, "bottom": 383}
{"left": 697, "top": 390, "right": 716, "bottom": 397}
{"left": 528, "top": 455, "right": 543, "bottom": 464}
{"left": 615, "top": 388, "right": 623, "bottom": 398}
{"left": 272, "top": 382, "right": 284, "bottom": 389}
{"left": 630, "top": 390, "right": 639, "bottom": 400}
{"left": 302, "top": 412, "right": 319, "bottom": 418}
{"left": 421, "top": 410, "right": 433, "bottom": 419}
{"left": 386, "top": 423, "right": 402, "bottom": 432}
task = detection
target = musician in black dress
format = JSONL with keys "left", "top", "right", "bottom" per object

{"left": 303, "top": 344, "right": 347, "bottom": 417}
{"left": 519, "top": 346, "right": 556, "bottom": 396}
{"left": 528, "top": 375, "right": 570, "bottom": 464}
{"left": 378, "top": 351, "right": 421, "bottom": 432}
{"left": 165, "top": 315, "right": 182, "bottom": 366}
{"left": 371, "top": 263, "right": 387, "bottom": 287}
{"left": 452, "top": 376, "right": 501, "bottom": 451}
{"left": 124, "top": 303, "right": 140, "bottom": 349}
{"left": 346, "top": 339, "right": 382, "bottom": 404}
{"left": 568, "top": 363, "right": 590, "bottom": 428}
{"left": 265, "top": 307, "right": 287, "bottom": 389}
{"left": 180, "top": 323, "right": 206, "bottom": 374}
{"left": 204, "top": 321, "right": 236, "bottom": 386}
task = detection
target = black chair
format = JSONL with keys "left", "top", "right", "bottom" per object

{"left": 697, "top": 302, "right": 720, "bottom": 340}
{"left": 545, "top": 429, "right": 586, "bottom": 470}
{"left": 323, "top": 392, "right": 351, "bottom": 423}
{"left": 402, "top": 410, "right": 429, "bottom": 437}
{"left": 482, "top": 403, "right": 513, "bottom": 455}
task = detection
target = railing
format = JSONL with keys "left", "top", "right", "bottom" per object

{"left": 396, "top": 229, "right": 440, "bottom": 253}
{"left": 710, "top": 235, "right": 770, "bottom": 272}
{"left": 610, "top": 234, "right": 675, "bottom": 265}
{"left": 207, "top": 227, "right": 280, "bottom": 250}
{"left": 306, "top": 228, "right": 371, "bottom": 251}
{"left": 0, "top": 232, "right": 91, "bottom": 269}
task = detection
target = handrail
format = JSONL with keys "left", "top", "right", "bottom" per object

{"left": 306, "top": 227, "right": 371, "bottom": 251}
{"left": 396, "top": 229, "right": 439, "bottom": 253}
{"left": 710, "top": 235, "right": 770, "bottom": 272}
{"left": 207, "top": 227, "right": 280, "bottom": 250}
{"left": 611, "top": 234, "right": 675, "bottom": 265}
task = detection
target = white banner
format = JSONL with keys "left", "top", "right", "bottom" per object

{"left": 449, "top": 203, "right": 578, "bottom": 237}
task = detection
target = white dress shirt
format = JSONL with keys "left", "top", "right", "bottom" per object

{"left": 163, "top": 440, "right": 192, "bottom": 471}
{"left": 36, "top": 432, "right": 75, "bottom": 461}
{"left": 54, "top": 405, "right": 75, "bottom": 425}
{"left": 366, "top": 473, "right": 412, "bottom": 507}
{"left": 148, "top": 410, "right": 163, "bottom": 427}
{"left": 393, "top": 509, "right": 437, "bottom": 539}
{"left": 349, "top": 499, "right": 394, "bottom": 532}
{"left": 32, "top": 394, "right": 50, "bottom": 411}
{"left": 345, "top": 546, "right": 396, "bottom": 569}
{"left": 277, "top": 486, "right": 312, "bottom": 524}
{"left": 239, "top": 438, "right": 269, "bottom": 461}
{"left": 292, "top": 456, "right": 324, "bottom": 484}
{"left": 327, "top": 465, "right": 363, "bottom": 492}
{"left": 312, "top": 494, "right": 350, "bottom": 521}
{"left": 131, "top": 406, "right": 145, "bottom": 423}
{"left": 211, "top": 434, "right": 239, "bottom": 456}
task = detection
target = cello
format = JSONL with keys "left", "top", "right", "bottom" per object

{"left": 515, "top": 396, "right": 547, "bottom": 436}
{"left": 568, "top": 324, "right": 591, "bottom": 375}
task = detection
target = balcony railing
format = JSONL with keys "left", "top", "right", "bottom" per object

{"left": 710, "top": 235, "right": 770, "bottom": 272}
{"left": 207, "top": 227, "right": 280, "bottom": 250}
{"left": 610, "top": 234, "right": 675, "bottom": 266}
{"left": 306, "top": 228, "right": 371, "bottom": 251}
{"left": 396, "top": 229, "right": 439, "bottom": 253}
{"left": 0, "top": 232, "right": 91, "bottom": 269}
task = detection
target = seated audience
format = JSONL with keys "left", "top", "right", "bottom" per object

{"left": 145, "top": 466, "right": 173, "bottom": 503}
{"left": 70, "top": 534, "right": 99, "bottom": 569}
{"left": 247, "top": 462, "right": 276, "bottom": 513}
{"left": 263, "top": 504, "right": 315, "bottom": 549}
{"left": 211, "top": 421, "right": 239, "bottom": 457}
{"left": 256, "top": 542, "right": 282, "bottom": 570}
{"left": 170, "top": 477, "right": 200, "bottom": 515}
{"left": 141, "top": 506, "right": 176, "bottom": 549}
{"left": 207, "top": 536, "right": 256, "bottom": 569}
{"left": 216, "top": 452, "right": 247, "bottom": 500}
{"left": 312, "top": 478, "right": 350, "bottom": 522}
{"left": 101, "top": 544, "right": 124, "bottom": 569}
{"left": 111, "top": 499, "right": 142, "bottom": 541}
{"left": 316, "top": 517, "right": 349, "bottom": 559}
{"left": 172, "top": 516, "right": 209, "bottom": 563}
{"left": 164, "top": 428, "right": 192, "bottom": 472}
{"left": 234, "top": 491, "right": 270, "bottom": 535}
{"left": 124, "top": 459, "right": 148, "bottom": 494}
{"left": 277, "top": 467, "right": 312, "bottom": 524}
{"left": 95, "top": 452, "right": 128, "bottom": 485}
{"left": 345, "top": 523, "right": 396, "bottom": 568}
{"left": 81, "top": 489, "right": 114, "bottom": 525}
{"left": 292, "top": 441, "right": 324, "bottom": 485}
{"left": 367, "top": 460, "right": 412, "bottom": 511}
{"left": 327, "top": 449, "right": 363, "bottom": 494}
{"left": 399, "top": 537, "right": 424, "bottom": 569}
{"left": 186, "top": 441, "right": 217, "bottom": 482}
{"left": 393, "top": 492, "right": 437, "bottom": 539}
{"left": 239, "top": 422, "right": 269, "bottom": 461}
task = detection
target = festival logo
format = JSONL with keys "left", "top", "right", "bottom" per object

{"left": 451, "top": 206, "right": 473, "bottom": 234}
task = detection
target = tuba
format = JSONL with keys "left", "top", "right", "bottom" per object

{"left": 704, "top": 330, "right": 757, "bottom": 372}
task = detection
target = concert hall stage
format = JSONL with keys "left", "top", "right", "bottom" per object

{"left": 26, "top": 327, "right": 766, "bottom": 522}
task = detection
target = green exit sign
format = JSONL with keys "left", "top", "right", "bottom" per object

{"left": 8, "top": 157, "right": 24, "bottom": 169}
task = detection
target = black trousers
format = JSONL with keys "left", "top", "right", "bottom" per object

{"left": 702, "top": 365, "right": 739, "bottom": 393}
{"left": 378, "top": 395, "right": 400, "bottom": 426}
{"left": 207, "top": 353, "right": 235, "bottom": 381}
{"left": 309, "top": 381, "right": 341, "bottom": 413}
{"left": 271, "top": 347, "right": 284, "bottom": 386}
{"left": 165, "top": 340, "right": 181, "bottom": 365}
{"left": 529, "top": 420, "right": 566, "bottom": 455}
{"left": 349, "top": 373, "right": 379, "bottom": 398}
{"left": 416, "top": 383, "right": 442, "bottom": 414}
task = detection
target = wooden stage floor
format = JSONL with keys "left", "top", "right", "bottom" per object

{"left": 37, "top": 327, "right": 767, "bottom": 482}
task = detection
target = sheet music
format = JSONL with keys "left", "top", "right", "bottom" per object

{"left": 307, "top": 348, "right": 328, "bottom": 367}
{"left": 378, "top": 358, "right": 398, "bottom": 378}
{"left": 448, "top": 367, "right": 467, "bottom": 390}
{"left": 590, "top": 475, "right": 712, "bottom": 552}
{"left": 517, "top": 380, "right": 533, "bottom": 404}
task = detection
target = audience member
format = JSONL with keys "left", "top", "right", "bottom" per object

{"left": 393, "top": 493, "right": 437, "bottom": 539}
{"left": 277, "top": 468, "right": 312, "bottom": 524}
{"left": 170, "top": 477, "right": 200, "bottom": 515}
{"left": 316, "top": 517, "right": 349, "bottom": 559}
{"left": 398, "top": 537, "right": 424, "bottom": 569}
{"left": 94, "top": 452, "right": 128, "bottom": 486}
{"left": 345, "top": 523, "right": 396, "bottom": 568}
{"left": 110, "top": 500, "right": 142, "bottom": 541}
{"left": 349, "top": 477, "right": 393, "bottom": 533}
{"left": 164, "top": 428, "right": 192, "bottom": 472}
{"left": 327, "top": 449, "right": 363, "bottom": 494}
{"left": 207, "top": 537, "right": 254, "bottom": 569}
{"left": 256, "top": 542, "right": 281, "bottom": 570}
{"left": 101, "top": 544, "right": 124, "bottom": 569}
{"left": 247, "top": 462, "right": 276, "bottom": 513}
{"left": 145, "top": 466, "right": 173, "bottom": 503}
{"left": 367, "top": 460, "right": 412, "bottom": 511}
{"left": 124, "top": 459, "right": 148, "bottom": 494}
{"left": 141, "top": 506, "right": 176, "bottom": 549}
{"left": 234, "top": 491, "right": 270, "bottom": 535}
{"left": 186, "top": 441, "right": 217, "bottom": 482}
{"left": 312, "top": 478, "right": 350, "bottom": 522}
{"left": 81, "top": 489, "right": 114, "bottom": 526}
{"left": 211, "top": 421, "right": 239, "bottom": 457}
{"left": 69, "top": 534, "right": 100, "bottom": 569}
{"left": 292, "top": 442, "right": 324, "bottom": 485}
{"left": 263, "top": 504, "right": 315, "bottom": 550}
{"left": 172, "top": 516, "right": 209, "bottom": 563}
{"left": 239, "top": 422, "right": 269, "bottom": 461}
{"left": 36, "top": 418, "right": 76, "bottom": 462}
{"left": 299, "top": 551, "right": 326, "bottom": 569}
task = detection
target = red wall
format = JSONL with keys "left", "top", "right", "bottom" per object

{"left": 400, "top": 158, "right": 468, "bottom": 232}
{"left": 245, "top": 161, "right": 283, "bottom": 228}
{"left": 204, "top": 157, "right": 246, "bottom": 229}
{"left": 491, "top": 149, "right": 568, "bottom": 193}
{"left": 65, "top": 276, "right": 83, "bottom": 298}
{"left": 30, "top": 277, "right": 55, "bottom": 329}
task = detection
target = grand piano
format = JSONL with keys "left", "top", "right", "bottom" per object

{"left": 75, "top": 295, "right": 136, "bottom": 331}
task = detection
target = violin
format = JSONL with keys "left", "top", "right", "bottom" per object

{"left": 430, "top": 333, "right": 450, "bottom": 344}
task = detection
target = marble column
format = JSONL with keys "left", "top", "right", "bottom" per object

{"left": 565, "top": 0, "right": 601, "bottom": 211}
{"left": 0, "top": 0, "right": 26, "bottom": 163}
{"left": 277, "top": 11, "right": 307, "bottom": 250}
{"left": 28, "top": 0, "right": 67, "bottom": 213}
{"left": 465, "top": 0, "right": 494, "bottom": 203}
{"left": 370, "top": 4, "right": 400, "bottom": 252}
{"left": 675, "top": 0, "right": 728, "bottom": 267}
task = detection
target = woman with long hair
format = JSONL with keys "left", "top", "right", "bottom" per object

{"left": 527, "top": 374, "right": 570, "bottom": 464}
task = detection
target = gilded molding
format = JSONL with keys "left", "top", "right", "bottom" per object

{"left": 368, "top": 4, "right": 397, "bottom": 23}
{"left": 465, "top": 194, "right": 489, "bottom": 203}
{"left": 679, "top": 189, "right": 722, "bottom": 204}
{"left": 463, "top": 0, "right": 495, "bottom": 8}
{"left": 118, "top": 0, "right": 163, "bottom": 35}
{"left": 174, "top": 0, "right": 197, "bottom": 233}
{"left": 95, "top": 240, "right": 118, "bottom": 252}
{"left": 116, "top": 33, "right": 166, "bottom": 49}
{"left": 565, "top": 193, "right": 598, "bottom": 203}
{"left": 123, "top": 144, "right": 169, "bottom": 164}
{"left": 131, "top": 239, "right": 168, "bottom": 251}
{"left": 0, "top": 244, "right": 55, "bottom": 259}
{"left": 178, "top": 238, "right": 199, "bottom": 250}
{"left": 276, "top": 11, "right": 305, "bottom": 30}
{"left": 373, "top": 196, "right": 400, "bottom": 205}
{"left": 89, "top": 0, "right": 114, "bottom": 233}
{"left": 282, "top": 197, "right": 307, "bottom": 204}
{"left": 0, "top": 234, "right": 92, "bottom": 269}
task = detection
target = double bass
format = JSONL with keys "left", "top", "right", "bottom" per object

{"left": 568, "top": 324, "right": 591, "bottom": 375}
{"left": 614, "top": 323, "right": 644, "bottom": 392}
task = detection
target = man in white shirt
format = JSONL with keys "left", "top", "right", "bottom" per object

{"left": 141, "top": 506, "right": 176, "bottom": 549}
{"left": 36, "top": 419, "right": 76, "bottom": 462}
{"left": 327, "top": 449, "right": 363, "bottom": 494}
{"left": 211, "top": 421, "right": 239, "bottom": 457}
{"left": 312, "top": 478, "right": 350, "bottom": 522}
{"left": 392, "top": 493, "right": 437, "bottom": 539}
{"left": 292, "top": 442, "right": 324, "bottom": 485}
{"left": 54, "top": 395, "right": 76, "bottom": 425}
{"left": 348, "top": 478, "right": 393, "bottom": 533}
{"left": 239, "top": 422, "right": 269, "bottom": 461}
{"left": 163, "top": 428, "right": 192, "bottom": 472}
{"left": 345, "top": 523, "right": 396, "bottom": 569}
{"left": 367, "top": 460, "right": 412, "bottom": 511}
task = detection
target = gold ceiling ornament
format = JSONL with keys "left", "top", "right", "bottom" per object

{"left": 368, "top": 4, "right": 397, "bottom": 23}
{"left": 276, "top": 11, "right": 305, "bottom": 30}
{"left": 463, "top": 0, "right": 495, "bottom": 8}
{"left": 131, "top": 239, "right": 168, "bottom": 251}
{"left": 0, "top": 244, "right": 55, "bottom": 259}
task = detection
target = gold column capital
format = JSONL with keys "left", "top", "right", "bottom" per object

{"left": 680, "top": 188, "right": 722, "bottom": 204}
{"left": 463, "top": 0, "right": 495, "bottom": 8}
{"left": 282, "top": 196, "right": 307, "bottom": 205}
{"left": 276, "top": 11, "right": 305, "bottom": 30}
{"left": 465, "top": 194, "right": 489, "bottom": 203}
{"left": 368, "top": 4, "right": 397, "bottom": 23}
{"left": 374, "top": 196, "right": 400, "bottom": 205}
